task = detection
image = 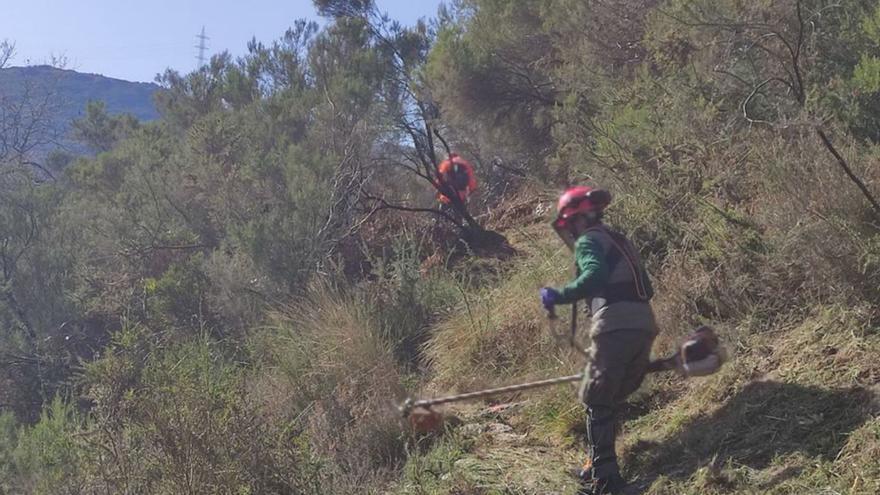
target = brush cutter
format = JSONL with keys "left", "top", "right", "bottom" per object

{"left": 400, "top": 310, "right": 726, "bottom": 432}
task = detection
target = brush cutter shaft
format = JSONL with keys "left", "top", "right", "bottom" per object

{"left": 547, "top": 310, "right": 589, "bottom": 357}
{"left": 409, "top": 373, "right": 584, "bottom": 410}
{"left": 400, "top": 320, "right": 726, "bottom": 417}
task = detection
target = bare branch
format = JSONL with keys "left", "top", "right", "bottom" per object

{"left": 379, "top": 155, "right": 434, "bottom": 183}
{"left": 0, "top": 40, "right": 13, "bottom": 69}
{"left": 793, "top": 0, "right": 806, "bottom": 104}
{"left": 21, "top": 160, "right": 56, "bottom": 181}
{"left": 713, "top": 66, "right": 751, "bottom": 87}
{"left": 762, "top": 30, "right": 804, "bottom": 103}
{"left": 362, "top": 192, "right": 463, "bottom": 227}
{"left": 432, "top": 127, "right": 453, "bottom": 157}
{"left": 816, "top": 128, "right": 880, "bottom": 218}
{"left": 741, "top": 77, "right": 793, "bottom": 126}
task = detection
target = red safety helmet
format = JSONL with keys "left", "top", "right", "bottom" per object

{"left": 553, "top": 186, "right": 612, "bottom": 229}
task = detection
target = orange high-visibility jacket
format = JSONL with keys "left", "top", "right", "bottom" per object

{"left": 435, "top": 155, "right": 477, "bottom": 204}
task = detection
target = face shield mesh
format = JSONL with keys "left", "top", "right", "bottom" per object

{"left": 552, "top": 217, "right": 576, "bottom": 251}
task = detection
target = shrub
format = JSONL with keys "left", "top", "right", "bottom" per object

{"left": 364, "top": 232, "right": 461, "bottom": 368}
{"left": 252, "top": 284, "right": 410, "bottom": 493}
{"left": 7, "top": 397, "right": 84, "bottom": 495}
{"left": 81, "top": 328, "right": 322, "bottom": 494}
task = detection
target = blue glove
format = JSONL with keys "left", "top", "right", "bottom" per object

{"left": 540, "top": 287, "right": 561, "bottom": 311}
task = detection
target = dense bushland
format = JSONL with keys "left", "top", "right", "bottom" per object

{"left": 2, "top": 1, "right": 880, "bottom": 493}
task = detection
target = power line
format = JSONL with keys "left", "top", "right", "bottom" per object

{"left": 195, "top": 26, "right": 209, "bottom": 68}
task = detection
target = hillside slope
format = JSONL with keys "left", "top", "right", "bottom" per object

{"left": 392, "top": 213, "right": 880, "bottom": 495}
{"left": 0, "top": 65, "right": 160, "bottom": 153}
{"left": 3, "top": 2, "right": 880, "bottom": 494}
{"left": 0, "top": 65, "right": 160, "bottom": 121}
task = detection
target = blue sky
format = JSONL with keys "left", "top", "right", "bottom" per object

{"left": 2, "top": 0, "right": 443, "bottom": 83}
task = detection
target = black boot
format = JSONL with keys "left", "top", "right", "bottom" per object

{"left": 580, "top": 405, "right": 628, "bottom": 494}
{"left": 574, "top": 468, "right": 629, "bottom": 495}
{"left": 586, "top": 405, "right": 619, "bottom": 475}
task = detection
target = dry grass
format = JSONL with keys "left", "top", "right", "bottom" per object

{"left": 422, "top": 221, "right": 581, "bottom": 394}
{"left": 397, "top": 292, "right": 880, "bottom": 494}
{"left": 287, "top": 127, "right": 880, "bottom": 494}
{"left": 252, "top": 285, "right": 410, "bottom": 493}
{"left": 401, "top": 186, "right": 880, "bottom": 494}
{"left": 617, "top": 304, "right": 880, "bottom": 494}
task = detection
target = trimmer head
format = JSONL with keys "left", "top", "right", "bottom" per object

{"left": 407, "top": 406, "right": 444, "bottom": 433}
{"left": 399, "top": 398, "right": 444, "bottom": 433}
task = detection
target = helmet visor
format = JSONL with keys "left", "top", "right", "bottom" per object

{"left": 552, "top": 215, "right": 567, "bottom": 229}
{"left": 551, "top": 217, "right": 576, "bottom": 250}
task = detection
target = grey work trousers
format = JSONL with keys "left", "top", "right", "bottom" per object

{"left": 578, "top": 328, "right": 655, "bottom": 479}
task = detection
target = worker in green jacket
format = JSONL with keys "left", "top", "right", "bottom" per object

{"left": 540, "top": 186, "right": 657, "bottom": 495}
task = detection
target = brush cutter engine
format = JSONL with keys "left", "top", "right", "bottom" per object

{"left": 674, "top": 325, "right": 727, "bottom": 377}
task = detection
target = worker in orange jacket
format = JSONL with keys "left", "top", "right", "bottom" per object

{"left": 435, "top": 153, "right": 477, "bottom": 205}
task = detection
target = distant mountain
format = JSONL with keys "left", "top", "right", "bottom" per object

{"left": 0, "top": 65, "right": 161, "bottom": 153}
